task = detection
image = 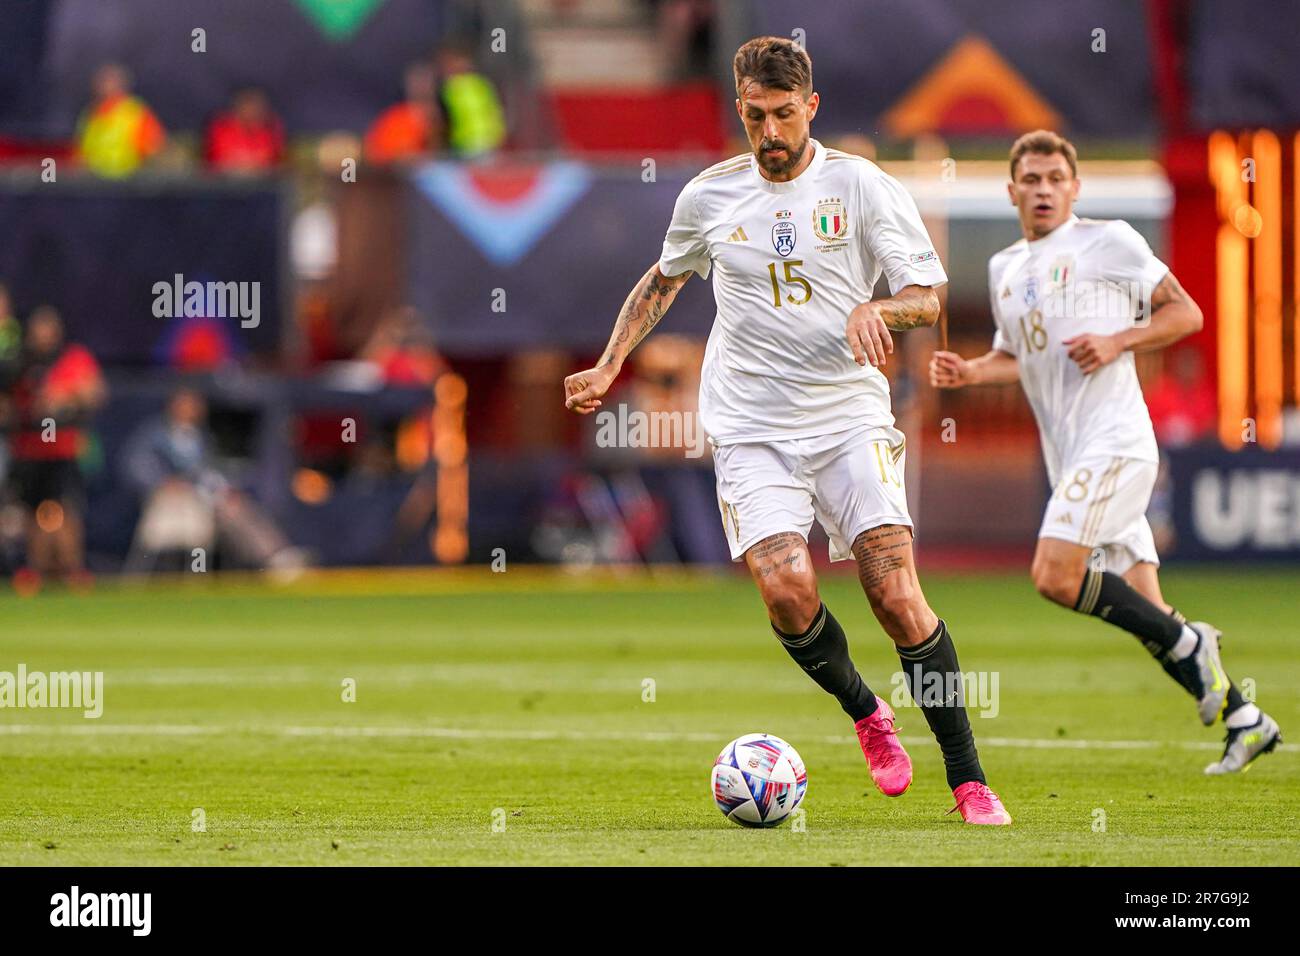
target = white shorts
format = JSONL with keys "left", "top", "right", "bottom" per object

{"left": 713, "top": 425, "right": 913, "bottom": 562}
{"left": 1038, "top": 454, "right": 1159, "bottom": 575}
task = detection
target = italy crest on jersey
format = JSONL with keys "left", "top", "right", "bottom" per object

{"left": 1049, "top": 255, "right": 1073, "bottom": 285}
{"left": 813, "top": 198, "right": 848, "bottom": 241}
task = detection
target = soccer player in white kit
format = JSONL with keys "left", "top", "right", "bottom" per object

{"left": 930, "top": 131, "right": 1280, "bottom": 775}
{"left": 565, "top": 37, "right": 1011, "bottom": 823}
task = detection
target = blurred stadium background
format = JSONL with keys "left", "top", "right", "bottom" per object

{"left": 2, "top": 0, "right": 1298, "bottom": 586}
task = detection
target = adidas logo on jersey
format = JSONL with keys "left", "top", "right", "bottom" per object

{"left": 726, "top": 227, "right": 749, "bottom": 242}
{"left": 1055, "top": 513, "right": 1073, "bottom": 525}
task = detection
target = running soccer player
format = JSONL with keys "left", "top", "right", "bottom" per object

{"left": 564, "top": 37, "right": 1011, "bottom": 823}
{"left": 929, "top": 130, "right": 1281, "bottom": 774}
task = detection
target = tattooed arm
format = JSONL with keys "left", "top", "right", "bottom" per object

{"left": 564, "top": 264, "right": 691, "bottom": 414}
{"left": 845, "top": 284, "right": 940, "bottom": 369}
{"left": 874, "top": 284, "right": 942, "bottom": 331}
{"left": 1064, "top": 270, "right": 1203, "bottom": 375}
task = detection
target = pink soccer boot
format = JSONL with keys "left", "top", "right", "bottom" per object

{"left": 949, "top": 781, "right": 1013, "bottom": 825}
{"left": 855, "top": 697, "right": 913, "bottom": 796}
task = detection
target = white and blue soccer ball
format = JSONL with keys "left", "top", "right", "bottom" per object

{"left": 711, "top": 733, "right": 808, "bottom": 827}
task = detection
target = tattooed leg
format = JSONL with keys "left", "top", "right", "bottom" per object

{"left": 746, "top": 531, "right": 878, "bottom": 722}
{"left": 851, "top": 524, "right": 938, "bottom": 647}
{"left": 855, "top": 524, "right": 988, "bottom": 788}
{"left": 745, "top": 532, "right": 817, "bottom": 633}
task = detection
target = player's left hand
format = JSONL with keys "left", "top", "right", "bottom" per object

{"left": 1062, "top": 333, "right": 1122, "bottom": 375}
{"left": 846, "top": 303, "right": 893, "bottom": 368}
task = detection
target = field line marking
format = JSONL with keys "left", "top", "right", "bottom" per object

{"left": 0, "top": 723, "right": 1269, "bottom": 753}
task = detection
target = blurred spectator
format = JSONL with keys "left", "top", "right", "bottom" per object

{"left": 160, "top": 314, "right": 240, "bottom": 371}
{"left": 3, "top": 307, "right": 106, "bottom": 587}
{"left": 290, "top": 135, "right": 354, "bottom": 366}
{"left": 359, "top": 306, "right": 448, "bottom": 387}
{"left": 0, "top": 284, "right": 19, "bottom": 363}
{"left": 0, "top": 283, "right": 16, "bottom": 508}
{"left": 291, "top": 138, "right": 349, "bottom": 285}
{"left": 560, "top": 335, "right": 721, "bottom": 563}
{"left": 442, "top": 0, "right": 543, "bottom": 148}
{"left": 436, "top": 44, "right": 506, "bottom": 157}
{"left": 365, "top": 61, "right": 442, "bottom": 165}
{"left": 1145, "top": 347, "right": 1216, "bottom": 447}
{"left": 120, "top": 388, "right": 308, "bottom": 575}
{"left": 204, "top": 87, "right": 285, "bottom": 174}
{"left": 622, "top": 334, "right": 706, "bottom": 463}
{"left": 356, "top": 308, "right": 453, "bottom": 558}
{"left": 651, "top": 0, "right": 716, "bottom": 81}
{"left": 76, "top": 63, "right": 166, "bottom": 178}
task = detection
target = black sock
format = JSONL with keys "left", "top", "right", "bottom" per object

{"left": 1169, "top": 605, "right": 1248, "bottom": 717}
{"left": 773, "top": 603, "right": 878, "bottom": 723}
{"left": 897, "top": 619, "right": 985, "bottom": 789}
{"left": 1075, "top": 568, "right": 1182, "bottom": 658}
{"left": 1158, "top": 604, "right": 1203, "bottom": 698}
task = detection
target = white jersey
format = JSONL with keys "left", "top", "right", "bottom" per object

{"left": 989, "top": 215, "right": 1167, "bottom": 485}
{"left": 657, "top": 139, "right": 947, "bottom": 445}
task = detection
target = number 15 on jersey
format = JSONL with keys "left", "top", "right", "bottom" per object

{"left": 767, "top": 260, "right": 813, "bottom": 308}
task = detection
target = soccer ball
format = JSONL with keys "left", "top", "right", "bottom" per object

{"left": 711, "top": 733, "right": 807, "bottom": 827}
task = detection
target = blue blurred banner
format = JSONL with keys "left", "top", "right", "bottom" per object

{"left": 1188, "top": 1, "right": 1300, "bottom": 128}
{"left": 0, "top": 181, "right": 285, "bottom": 364}
{"left": 406, "top": 162, "right": 718, "bottom": 356}
{"left": 1167, "top": 447, "right": 1300, "bottom": 560}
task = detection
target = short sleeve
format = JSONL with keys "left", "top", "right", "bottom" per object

{"left": 657, "top": 181, "right": 711, "bottom": 280}
{"left": 988, "top": 266, "right": 1014, "bottom": 354}
{"left": 1100, "top": 220, "right": 1168, "bottom": 301}
{"left": 863, "top": 169, "right": 948, "bottom": 294}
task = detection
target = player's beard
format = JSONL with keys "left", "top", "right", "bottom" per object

{"left": 756, "top": 134, "right": 808, "bottom": 176}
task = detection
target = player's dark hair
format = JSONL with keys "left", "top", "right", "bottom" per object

{"left": 1009, "top": 129, "right": 1078, "bottom": 180}
{"left": 733, "top": 36, "right": 812, "bottom": 98}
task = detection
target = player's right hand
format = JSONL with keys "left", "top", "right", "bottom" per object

{"left": 929, "top": 350, "right": 971, "bottom": 389}
{"left": 564, "top": 364, "right": 617, "bottom": 415}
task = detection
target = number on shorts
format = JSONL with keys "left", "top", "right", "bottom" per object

{"left": 1063, "top": 468, "right": 1093, "bottom": 502}
{"left": 719, "top": 496, "right": 741, "bottom": 542}
{"left": 872, "top": 442, "right": 903, "bottom": 488}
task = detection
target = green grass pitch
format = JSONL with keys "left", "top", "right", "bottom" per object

{"left": 1, "top": 566, "right": 1296, "bottom": 866}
